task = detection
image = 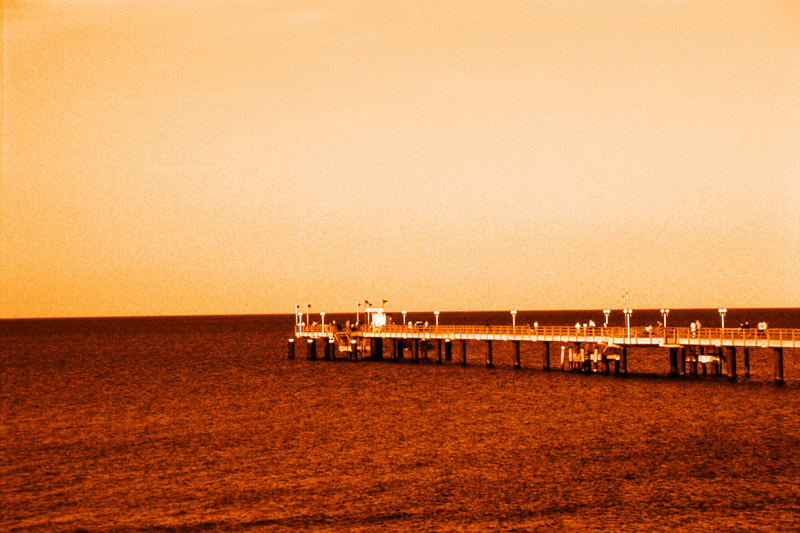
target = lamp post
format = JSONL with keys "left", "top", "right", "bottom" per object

{"left": 306, "top": 304, "right": 310, "bottom": 331}
{"left": 402, "top": 310, "right": 407, "bottom": 326}
{"left": 718, "top": 308, "right": 727, "bottom": 330}
{"left": 295, "top": 304, "right": 301, "bottom": 329}
{"left": 660, "top": 308, "right": 669, "bottom": 343}
{"left": 603, "top": 309, "right": 610, "bottom": 328}
{"left": 660, "top": 308, "right": 670, "bottom": 328}
{"left": 511, "top": 310, "right": 517, "bottom": 332}
{"left": 320, "top": 312, "right": 326, "bottom": 333}
{"left": 356, "top": 302, "right": 360, "bottom": 326}
{"left": 623, "top": 308, "right": 632, "bottom": 341}
{"left": 434, "top": 310, "right": 440, "bottom": 327}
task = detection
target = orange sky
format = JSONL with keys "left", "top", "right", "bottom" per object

{"left": 2, "top": 1, "right": 799, "bottom": 318}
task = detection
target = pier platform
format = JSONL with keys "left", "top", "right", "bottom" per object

{"left": 291, "top": 323, "right": 798, "bottom": 383}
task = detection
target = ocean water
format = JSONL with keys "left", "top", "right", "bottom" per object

{"left": 2, "top": 310, "right": 800, "bottom": 531}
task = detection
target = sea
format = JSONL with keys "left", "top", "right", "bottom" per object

{"left": 2, "top": 308, "right": 800, "bottom": 532}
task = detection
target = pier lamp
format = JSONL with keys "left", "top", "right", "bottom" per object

{"left": 718, "top": 308, "right": 727, "bottom": 330}
{"left": 402, "top": 310, "right": 407, "bottom": 326}
{"left": 356, "top": 302, "right": 361, "bottom": 325}
{"left": 511, "top": 310, "right": 517, "bottom": 331}
{"left": 603, "top": 309, "right": 610, "bottom": 328}
{"left": 306, "top": 304, "right": 311, "bottom": 332}
{"left": 434, "top": 310, "right": 440, "bottom": 327}
{"left": 660, "top": 308, "right": 669, "bottom": 328}
{"left": 623, "top": 308, "right": 632, "bottom": 340}
{"left": 320, "top": 312, "right": 326, "bottom": 333}
{"left": 296, "top": 304, "right": 301, "bottom": 328}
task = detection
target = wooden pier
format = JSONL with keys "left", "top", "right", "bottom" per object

{"left": 291, "top": 321, "right": 798, "bottom": 383}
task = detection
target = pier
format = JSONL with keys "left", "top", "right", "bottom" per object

{"left": 291, "top": 310, "right": 798, "bottom": 383}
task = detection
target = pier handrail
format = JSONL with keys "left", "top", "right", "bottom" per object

{"left": 295, "top": 323, "right": 799, "bottom": 348}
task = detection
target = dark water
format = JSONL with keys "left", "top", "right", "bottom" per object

{"left": 2, "top": 310, "right": 800, "bottom": 531}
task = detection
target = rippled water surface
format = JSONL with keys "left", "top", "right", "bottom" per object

{"left": 2, "top": 312, "right": 800, "bottom": 531}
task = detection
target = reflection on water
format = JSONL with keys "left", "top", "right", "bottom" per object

{"left": 2, "top": 313, "right": 800, "bottom": 530}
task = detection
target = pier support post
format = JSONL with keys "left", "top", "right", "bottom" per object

{"left": 621, "top": 346, "right": 628, "bottom": 374}
{"left": 726, "top": 346, "right": 736, "bottom": 380}
{"left": 460, "top": 340, "right": 467, "bottom": 365}
{"left": 328, "top": 339, "right": 335, "bottom": 360}
{"left": 679, "top": 347, "right": 686, "bottom": 376}
{"left": 743, "top": 347, "right": 750, "bottom": 377}
{"left": 350, "top": 340, "right": 358, "bottom": 360}
{"left": 436, "top": 339, "right": 443, "bottom": 364}
{"left": 485, "top": 340, "right": 493, "bottom": 367}
{"left": 513, "top": 341, "right": 521, "bottom": 369}
{"left": 774, "top": 348, "right": 784, "bottom": 384}
{"left": 306, "top": 338, "right": 316, "bottom": 360}
{"left": 288, "top": 338, "right": 295, "bottom": 359}
{"left": 543, "top": 342, "right": 551, "bottom": 371}
{"left": 669, "top": 347, "right": 679, "bottom": 377}
{"left": 444, "top": 339, "right": 452, "bottom": 361}
{"left": 371, "top": 338, "right": 383, "bottom": 360}
{"left": 690, "top": 347, "right": 699, "bottom": 376}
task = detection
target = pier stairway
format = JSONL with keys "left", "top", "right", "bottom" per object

{"left": 333, "top": 332, "right": 353, "bottom": 354}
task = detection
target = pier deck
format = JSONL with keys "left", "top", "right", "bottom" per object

{"left": 296, "top": 324, "right": 800, "bottom": 350}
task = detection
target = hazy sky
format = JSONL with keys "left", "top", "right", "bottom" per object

{"left": 2, "top": 1, "right": 799, "bottom": 318}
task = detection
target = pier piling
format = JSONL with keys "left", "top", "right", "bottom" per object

{"left": 485, "top": 340, "right": 493, "bottom": 367}
{"left": 727, "top": 347, "right": 736, "bottom": 380}
{"left": 288, "top": 338, "right": 295, "bottom": 359}
{"left": 669, "top": 347, "right": 679, "bottom": 377}
{"left": 744, "top": 347, "right": 750, "bottom": 377}
{"left": 543, "top": 342, "right": 551, "bottom": 371}
{"left": 460, "top": 340, "right": 467, "bottom": 365}
{"left": 306, "top": 338, "right": 316, "bottom": 360}
{"left": 445, "top": 339, "right": 452, "bottom": 361}
{"left": 513, "top": 341, "right": 521, "bottom": 369}
{"left": 679, "top": 347, "right": 686, "bottom": 376}
{"left": 621, "top": 346, "right": 628, "bottom": 374}
{"left": 774, "top": 348, "right": 784, "bottom": 384}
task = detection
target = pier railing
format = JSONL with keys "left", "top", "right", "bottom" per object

{"left": 295, "top": 323, "right": 800, "bottom": 349}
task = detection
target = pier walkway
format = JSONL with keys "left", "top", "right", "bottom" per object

{"left": 298, "top": 324, "right": 800, "bottom": 350}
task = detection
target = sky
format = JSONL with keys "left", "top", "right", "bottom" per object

{"left": 2, "top": 0, "right": 799, "bottom": 318}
